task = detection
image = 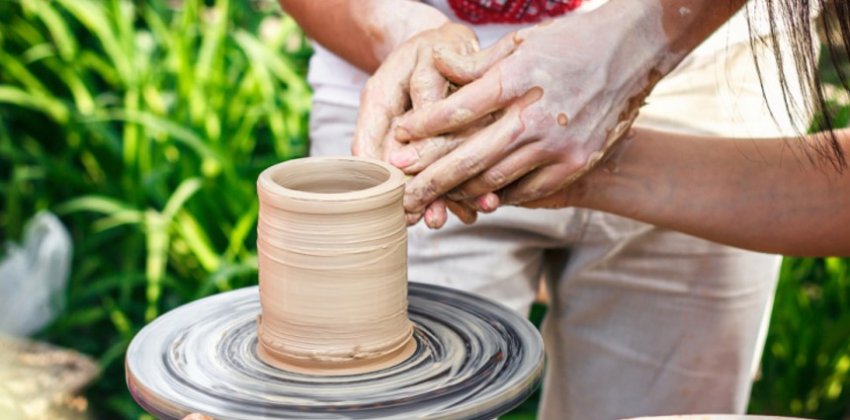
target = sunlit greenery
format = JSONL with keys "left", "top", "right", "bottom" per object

{"left": 750, "top": 257, "right": 850, "bottom": 418}
{"left": 1, "top": 0, "right": 310, "bottom": 416}
{"left": 0, "top": 0, "right": 848, "bottom": 418}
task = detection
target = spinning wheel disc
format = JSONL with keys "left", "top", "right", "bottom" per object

{"left": 126, "top": 282, "right": 544, "bottom": 419}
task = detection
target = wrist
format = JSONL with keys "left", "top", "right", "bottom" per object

{"left": 569, "top": 133, "right": 643, "bottom": 213}
{"left": 623, "top": 0, "right": 746, "bottom": 65}
{"left": 572, "top": 2, "right": 671, "bottom": 153}
{"left": 361, "top": 1, "right": 450, "bottom": 61}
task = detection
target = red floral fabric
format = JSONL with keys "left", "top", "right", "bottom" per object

{"left": 447, "top": 0, "right": 584, "bottom": 24}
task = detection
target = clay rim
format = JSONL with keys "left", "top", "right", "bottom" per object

{"left": 258, "top": 156, "right": 405, "bottom": 204}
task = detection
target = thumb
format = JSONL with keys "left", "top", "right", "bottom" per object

{"left": 434, "top": 31, "right": 522, "bottom": 84}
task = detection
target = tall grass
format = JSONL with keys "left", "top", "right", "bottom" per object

{"left": 0, "top": 0, "right": 310, "bottom": 416}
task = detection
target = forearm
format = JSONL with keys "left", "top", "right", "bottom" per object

{"left": 278, "top": 0, "right": 448, "bottom": 72}
{"left": 616, "top": 0, "right": 747, "bottom": 69}
{"left": 575, "top": 129, "right": 850, "bottom": 256}
{"left": 572, "top": 0, "right": 748, "bottom": 152}
{"left": 652, "top": 0, "right": 747, "bottom": 58}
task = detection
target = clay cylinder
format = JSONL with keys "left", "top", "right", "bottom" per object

{"left": 256, "top": 156, "right": 415, "bottom": 375}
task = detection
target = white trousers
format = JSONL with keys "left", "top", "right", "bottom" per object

{"left": 308, "top": 38, "right": 801, "bottom": 419}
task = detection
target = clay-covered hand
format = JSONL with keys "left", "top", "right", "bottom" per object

{"left": 389, "top": 119, "right": 503, "bottom": 225}
{"left": 352, "top": 22, "right": 479, "bottom": 161}
{"left": 351, "top": 19, "right": 482, "bottom": 229}
{"left": 390, "top": 2, "right": 671, "bottom": 215}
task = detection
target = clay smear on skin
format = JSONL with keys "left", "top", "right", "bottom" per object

{"left": 256, "top": 157, "right": 414, "bottom": 375}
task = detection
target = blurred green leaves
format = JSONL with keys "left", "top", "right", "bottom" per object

{"left": 0, "top": 0, "right": 310, "bottom": 417}
{"left": 2, "top": 0, "right": 849, "bottom": 419}
{"left": 750, "top": 257, "right": 850, "bottom": 419}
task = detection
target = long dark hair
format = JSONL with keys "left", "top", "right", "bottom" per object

{"left": 747, "top": 0, "right": 850, "bottom": 170}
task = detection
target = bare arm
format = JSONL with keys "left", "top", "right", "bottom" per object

{"left": 533, "top": 129, "right": 850, "bottom": 256}
{"left": 278, "top": 0, "right": 449, "bottom": 72}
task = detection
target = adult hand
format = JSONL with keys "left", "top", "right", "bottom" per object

{"left": 390, "top": 1, "right": 671, "bottom": 215}
{"left": 389, "top": 118, "right": 503, "bottom": 224}
{"left": 352, "top": 20, "right": 482, "bottom": 228}
{"left": 352, "top": 22, "right": 479, "bottom": 161}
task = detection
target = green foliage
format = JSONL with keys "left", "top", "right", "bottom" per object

{"left": 1, "top": 0, "right": 849, "bottom": 419}
{"left": 750, "top": 258, "right": 850, "bottom": 419}
{"left": 0, "top": 0, "right": 311, "bottom": 417}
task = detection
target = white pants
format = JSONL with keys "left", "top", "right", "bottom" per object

{"left": 308, "top": 38, "right": 801, "bottom": 419}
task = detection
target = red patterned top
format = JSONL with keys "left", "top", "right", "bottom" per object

{"left": 446, "top": 0, "right": 584, "bottom": 24}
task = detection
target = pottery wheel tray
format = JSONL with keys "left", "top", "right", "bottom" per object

{"left": 126, "top": 282, "right": 544, "bottom": 420}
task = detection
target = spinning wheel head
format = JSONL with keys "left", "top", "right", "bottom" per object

{"left": 126, "top": 283, "right": 544, "bottom": 420}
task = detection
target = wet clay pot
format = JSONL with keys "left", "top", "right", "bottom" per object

{"left": 256, "top": 156, "right": 415, "bottom": 375}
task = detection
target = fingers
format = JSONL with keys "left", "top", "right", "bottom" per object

{"left": 406, "top": 210, "right": 424, "bottom": 226}
{"left": 378, "top": 119, "right": 408, "bottom": 162}
{"left": 410, "top": 25, "right": 479, "bottom": 109}
{"left": 352, "top": 51, "right": 415, "bottom": 159}
{"left": 352, "top": 95, "right": 393, "bottom": 159}
{"left": 409, "top": 193, "right": 495, "bottom": 229}
{"left": 434, "top": 31, "right": 522, "bottom": 85}
{"left": 395, "top": 67, "right": 518, "bottom": 141}
{"left": 407, "top": 197, "right": 477, "bottom": 228}
{"left": 446, "top": 199, "right": 478, "bottom": 224}
{"left": 423, "top": 198, "right": 448, "bottom": 229}
{"left": 468, "top": 192, "right": 500, "bottom": 213}
{"left": 410, "top": 198, "right": 478, "bottom": 228}
{"left": 390, "top": 111, "right": 498, "bottom": 175}
{"left": 403, "top": 115, "right": 518, "bottom": 213}
{"left": 410, "top": 50, "right": 449, "bottom": 110}
{"left": 446, "top": 146, "right": 545, "bottom": 201}
{"left": 389, "top": 134, "right": 464, "bottom": 174}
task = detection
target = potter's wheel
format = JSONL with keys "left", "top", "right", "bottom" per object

{"left": 126, "top": 282, "right": 544, "bottom": 419}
